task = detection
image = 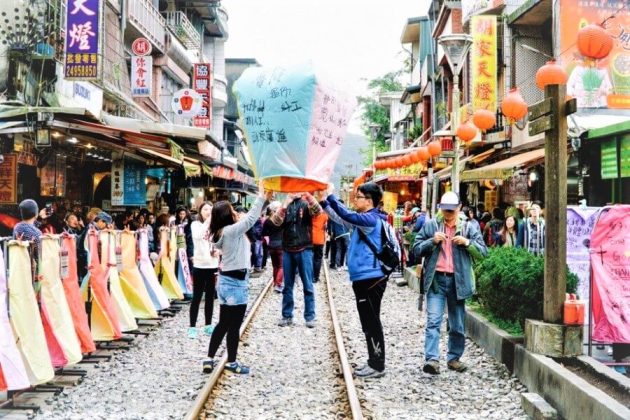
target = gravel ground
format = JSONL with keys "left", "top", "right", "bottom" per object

{"left": 34, "top": 274, "right": 270, "bottom": 420}
{"left": 328, "top": 268, "right": 529, "bottom": 420}
{"left": 204, "top": 274, "right": 347, "bottom": 419}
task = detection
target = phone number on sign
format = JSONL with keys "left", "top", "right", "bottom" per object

{"left": 65, "top": 65, "right": 98, "bottom": 78}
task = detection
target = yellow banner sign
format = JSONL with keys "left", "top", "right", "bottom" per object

{"left": 471, "top": 16, "right": 497, "bottom": 112}
{"left": 382, "top": 191, "right": 398, "bottom": 215}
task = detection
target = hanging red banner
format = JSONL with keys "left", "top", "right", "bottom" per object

{"left": 193, "top": 63, "right": 212, "bottom": 128}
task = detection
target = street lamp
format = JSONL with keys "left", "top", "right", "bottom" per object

{"left": 368, "top": 123, "right": 381, "bottom": 170}
{"left": 438, "top": 34, "right": 473, "bottom": 196}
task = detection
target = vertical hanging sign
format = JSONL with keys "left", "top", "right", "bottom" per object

{"left": 64, "top": 0, "right": 101, "bottom": 80}
{"left": 111, "top": 159, "right": 124, "bottom": 206}
{"left": 131, "top": 38, "right": 152, "bottom": 97}
{"left": 193, "top": 63, "right": 212, "bottom": 128}
{"left": 0, "top": 154, "right": 17, "bottom": 204}
{"left": 471, "top": 15, "right": 497, "bottom": 113}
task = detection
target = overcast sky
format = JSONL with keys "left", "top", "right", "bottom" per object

{"left": 226, "top": 0, "right": 430, "bottom": 134}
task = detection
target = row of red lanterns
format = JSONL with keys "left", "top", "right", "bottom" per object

{"left": 374, "top": 141, "right": 442, "bottom": 170}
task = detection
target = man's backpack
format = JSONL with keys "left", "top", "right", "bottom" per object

{"left": 357, "top": 219, "right": 401, "bottom": 275}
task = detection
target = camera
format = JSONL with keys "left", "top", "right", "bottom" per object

{"left": 45, "top": 203, "right": 53, "bottom": 216}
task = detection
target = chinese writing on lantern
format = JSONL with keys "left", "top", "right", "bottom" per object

{"left": 64, "top": 0, "right": 100, "bottom": 80}
{"left": 193, "top": 63, "right": 212, "bottom": 128}
{"left": 471, "top": 15, "right": 497, "bottom": 113}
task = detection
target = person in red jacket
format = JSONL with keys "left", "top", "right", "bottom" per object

{"left": 311, "top": 212, "right": 328, "bottom": 283}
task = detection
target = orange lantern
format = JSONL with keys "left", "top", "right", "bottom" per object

{"left": 535, "top": 60, "right": 568, "bottom": 90}
{"left": 402, "top": 154, "right": 413, "bottom": 167}
{"left": 374, "top": 160, "right": 383, "bottom": 170}
{"left": 395, "top": 156, "right": 404, "bottom": 167}
{"left": 456, "top": 121, "right": 478, "bottom": 143}
{"left": 386, "top": 158, "right": 395, "bottom": 169}
{"left": 501, "top": 88, "right": 528, "bottom": 122}
{"left": 472, "top": 109, "right": 496, "bottom": 131}
{"left": 415, "top": 146, "right": 431, "bottom": 162}
{"left": 577, "top": 24, "right": 613, "bottom": 60}
{"left": 427, "top": 141, "right": 442, "bottom": 157}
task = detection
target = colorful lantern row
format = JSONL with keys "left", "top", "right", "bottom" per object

{"left": 373, "top": 141, "right": 442, "bottom": 170}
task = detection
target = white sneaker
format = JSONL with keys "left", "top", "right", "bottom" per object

{"left": 355, "top": 364, "right": 385, "bottom": 378}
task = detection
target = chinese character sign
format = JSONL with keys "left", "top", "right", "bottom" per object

{"left": 560, "top": 1, "right": 630, "bottom": 109}
{"left": 471, "top": 16, "right": 497, "bottom": 112}
{"left": 123, "top": 160, "right": 147, "bottom": 206}
{"left": 131, "top": 55, "right": 152, "bottom": 97}
{"left": 193, "top": 63, "right": 212, "bottom": 128}
{"left": 0, "top": 154, "right": 17, "bottom": 204}
{"left": 111, "top": 159, "right": 124, "bottom": 206}
{"left": 64, "top": 0, "right": 100, "bottom": 80}
{"left": 234, "top": 62, "right": 356, "bottom": 192}
{"left": 566, "top": 207, "right": 600, "bottom": 300}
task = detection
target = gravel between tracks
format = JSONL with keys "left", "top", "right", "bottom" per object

{"left": 34, "top": 274, "right": 270, "bottom": 420}
{"left": 203, "top": 275, "right": 346, "bottom": 419}
{"left": 328, "top": 268, "right": 529, "bottom": 420}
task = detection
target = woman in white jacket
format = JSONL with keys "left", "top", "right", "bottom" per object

{"left": 188, "top": 202, "right": 220, "bottom": 339}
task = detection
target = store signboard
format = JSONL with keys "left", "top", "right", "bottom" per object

{"left": 471, "top": 16, "right": 497, "bottom": 113}
{"left": 382, "top": 191, "right": 398, "bottom": 214}
{"left": 0, "top": 154, "right": 17, "bottom": 204}
{"left": 171, "top": 88, "right": 203, "bottom": 118}
{"left": 601, "top": 139, "right": 618, "bottom": 179}
{"left": 560, "top": 0, "right": 630, "bottom": 109}
{"left": 111, "top": 159, "right": 146, "bottom": 206}
{"left": 64, "top": 0, "right": 100, "bottom": 80}
{"left": 193, "top": 63, "right": 212, "bottom": 128}
{"left": 131, "top": 55, "right": 152, "bottom": 97}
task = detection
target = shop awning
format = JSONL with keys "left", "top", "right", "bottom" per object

{"left": 433, "top": 149, "right": 495, "bottom": 181}
{"left": 460, "top": 148, "right": 545, "bottom": 181}
{"left": 137, "top": 148, "right": 203, "bottom": 177}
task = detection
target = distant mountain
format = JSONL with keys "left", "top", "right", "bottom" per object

{"left": 330, "top": 132, "right": 369, "bottom": 190}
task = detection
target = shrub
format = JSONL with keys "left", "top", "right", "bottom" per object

{"left": 474, "top": 247, "right": 578, "bottom": 329}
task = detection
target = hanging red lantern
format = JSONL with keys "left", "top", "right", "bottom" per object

{"left": 374, "top": 161, "right": 382, "bottom": 170}
{"left": 415, "top": 146, "right": 431, "bottom": 162}
{"left": 472, "top": 109, "right": 496, "bottom": 131}
{"left": 456, "top": 121, "right": 478, "bottom": 143}
{"left": 395, "top": 157, "right": 404, "bottom": 167}
{"left": 501, "top": 88, "right": 528, "bottom": 123}
{"left": 428, "top": 141, "right": 442, "bottom": 157}
{"left": 535, "top": 60, "right": 568, "bottom": 90}
{"left": 577, "top": 24, "right": 613, "bottom": 60}
{"left": 386, "top": 158, "right": 395, "bottom": 168}
{"left": 402, "top": 154, "right": 413, "bottom": 167}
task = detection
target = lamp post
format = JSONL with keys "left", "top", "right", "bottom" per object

{"left": 438, "top": 34, "right": 473, "bottom": 196}
{"left": 369, "top": 123, "right": 380, "bottom": 171}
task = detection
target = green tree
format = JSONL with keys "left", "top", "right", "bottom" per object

{"left": 357, "top": 71, "right": 404, "bottom": 167}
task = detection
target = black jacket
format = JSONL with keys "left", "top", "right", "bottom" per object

{"left": 281, "top": 199, "right": 313, "bottom": 250}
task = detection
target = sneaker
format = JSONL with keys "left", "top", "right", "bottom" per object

{"left": 187, "top": 327, "right": 198, "bottom": 339}
{"left": 305, "top": 320, "right": 316, "bottom": 328}
{"left": 277, "top": 318, "right": 293, "bottom": 327}
{"left": 202, "top": 325, "right": 214, "bottom": 336}
{"left": 274, "top": 285, "right": 283, "bottom": 293}
{"left": 202, "top": 359, "right": 215, "bottom": 373}
{"left": 423, "top": 360, "right": 440, "bottom": 375}
{"left": 225, "top": 361, "right": 250, "bottom": 374}
{"left": 447, "top": 359, "right": 468, "bottom": 372}
{"left": 355, "top": 364, "right": 385, "bottom": 378}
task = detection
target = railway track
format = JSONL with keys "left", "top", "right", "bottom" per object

{"left": 186, "top": 262, "right": 369, "bottom": 420}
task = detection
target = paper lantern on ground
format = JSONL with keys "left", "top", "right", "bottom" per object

{"left": 577, "top": 24, "right": 613, "bottom": 60}
{"left": 234, "top": 62, "right": 356, "bottom": 192}
{"left": 501, "top": 88, "right": 528, "bottom": 123}
{"left": 535, "top": 60, "right": 568, "bottom": 90}
{"left": 473, "top": 109, "right": 496, "bottom": 131}
{"left": 402, "top": 154, "right": 413, "bottom": 167}
{"left": 428, "top": 141, "right": 442, "bottom": 157}
{"left": 415, "top": 146, "right": 431, "bottom": 162}
{"left": 456, "top": 121, "right": 478, "bottom": 143}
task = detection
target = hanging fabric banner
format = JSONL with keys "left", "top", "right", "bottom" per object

{"left": 471, "top": 15, "right": 497, "bottom": 112}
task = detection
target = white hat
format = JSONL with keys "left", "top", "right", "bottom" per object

{"left": 439, "top": 191, "right": 460, "bottom": 211}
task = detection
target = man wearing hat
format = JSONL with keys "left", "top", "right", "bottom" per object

{"left": 412, "top": 192, "right": 487, "bottom": 375}
{"left": 77, "top": 211, "right": 113, "bottom": 280}
{"left": 13, "top": 199, "right": 49, "bottom": 242}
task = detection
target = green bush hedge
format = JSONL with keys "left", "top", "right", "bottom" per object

{"left": 474, "top": 247, "right": 578, "bottom": 329}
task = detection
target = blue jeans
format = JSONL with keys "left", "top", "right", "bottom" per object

{"left": 217, "top": 274, "right": 249, "bottom": 306}
{"left": 424, "top": 272, "right": 466, "bottom": 362}
{"left": 282, "top": 249, "right": 315, "bottom": 321}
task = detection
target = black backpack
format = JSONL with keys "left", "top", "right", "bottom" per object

{"left": 357, "top": 220, "right": 400, "bottom": 275}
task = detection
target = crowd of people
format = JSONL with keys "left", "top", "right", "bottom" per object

{"left": 11, "top": 179, "right": 551, "bottom": 379}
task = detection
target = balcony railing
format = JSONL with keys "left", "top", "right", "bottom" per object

{"left": 164, "top": 11, "right": 201, "bottom": 50}
{"left": 128, "top": 0, "right": 166, "bottom": 52}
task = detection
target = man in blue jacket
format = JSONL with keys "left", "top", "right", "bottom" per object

{"left": 412, "top": 192, "right": 487, "bottom": 375}
{"left": 320, "top": 182, "right": 389, "bottom": 379}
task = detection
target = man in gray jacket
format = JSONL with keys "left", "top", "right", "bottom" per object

{"left": 412, "top": 192, "right": 487, "bottom": 375}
